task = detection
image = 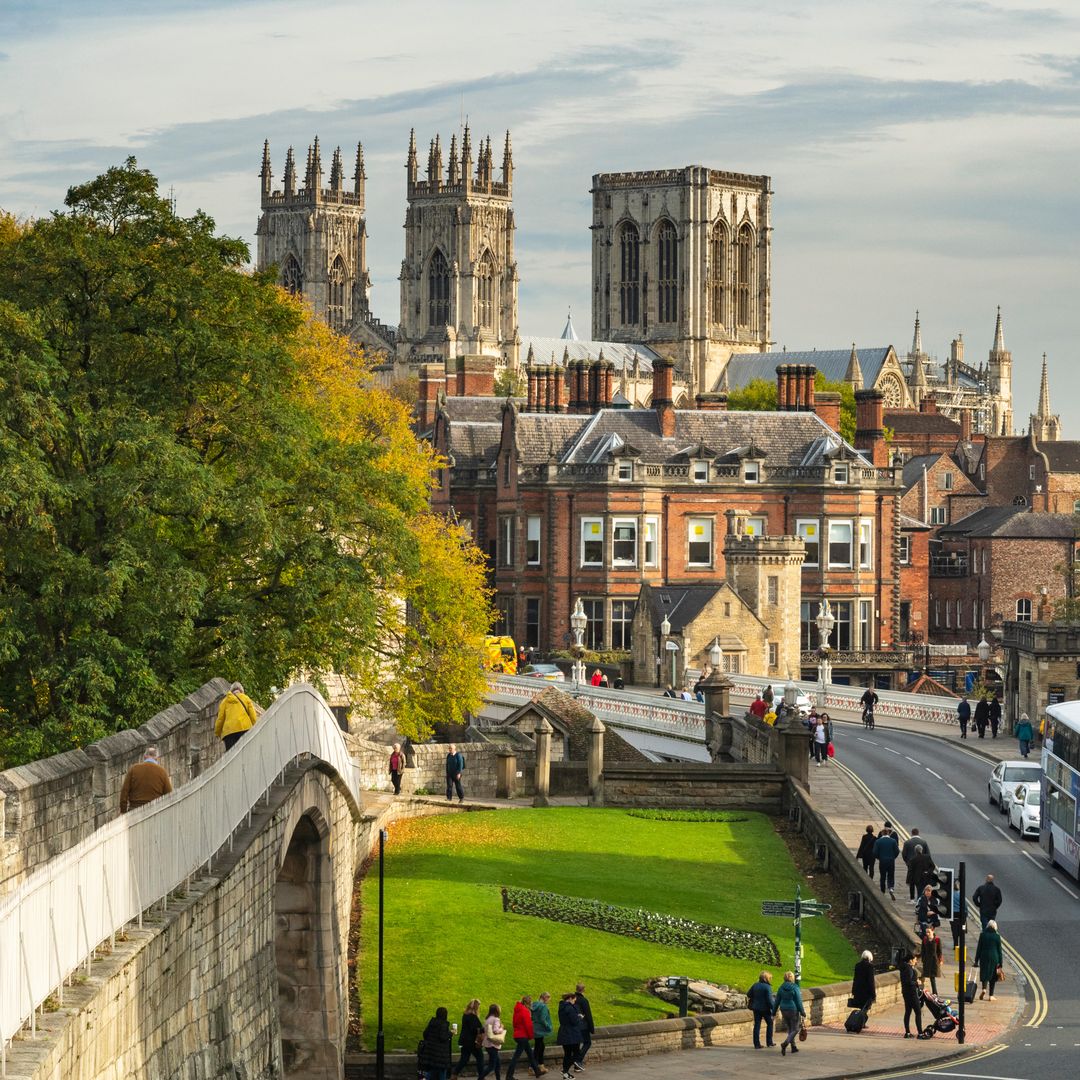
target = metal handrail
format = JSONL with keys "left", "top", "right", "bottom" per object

{"left": 0, "top": 684, "right": 360, "bottom": 1063}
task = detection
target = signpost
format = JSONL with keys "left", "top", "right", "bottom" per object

{"left": 761, "top": 885, "right": 831, "bottom": 983}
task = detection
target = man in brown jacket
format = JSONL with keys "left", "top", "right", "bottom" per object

{"left": 119, "top": 747, "right": 173, "bottom": 813}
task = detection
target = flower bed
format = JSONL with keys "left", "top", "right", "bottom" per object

{"left": 624, "top": 809, "right": 749, "bottom": 823}
{"left": 501, "top": 887, "right": 779, "bottom": 965}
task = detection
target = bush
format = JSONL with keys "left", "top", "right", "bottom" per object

{"left": 625, "top": 810, "right": 749, "bottom": 823}
{"left": 501, "top": 887, "right": 779, "bottom": 965}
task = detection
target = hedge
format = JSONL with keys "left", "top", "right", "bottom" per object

{"left": 624, "top": 809, "right": 749, "bottom": 823}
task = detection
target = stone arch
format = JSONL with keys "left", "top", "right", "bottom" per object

{"left": 281, "top": 253, "right": 303, "bottom": 295}
{"left": 275, "top": 805, "right": 342, "bottom": 1079}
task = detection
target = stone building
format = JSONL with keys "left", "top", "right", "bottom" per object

{"left": 1002, "top": 619, "right": 1080, "bottom": 730}
{"left": 589, "top": 166, "right": 772, "bottom": 398}
{"left": 431, "top": 359, "right": 905, "bottom": 686}
{"left": 255, "top": 138, "right": 396, "bottom": 356}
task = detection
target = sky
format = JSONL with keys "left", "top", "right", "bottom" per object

{"left": 1, "top": 0, "right": 1078, "bottom": 431}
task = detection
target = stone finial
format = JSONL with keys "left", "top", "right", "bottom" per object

{"left": 535, "top": 716, "right": 554, "bottom": 735}
{"left": 589, "top": 715, "right": 606, "bottom": 734}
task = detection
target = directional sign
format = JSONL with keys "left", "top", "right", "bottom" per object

{"left": 761, "top": 901, "right": 797, "bottom": 917}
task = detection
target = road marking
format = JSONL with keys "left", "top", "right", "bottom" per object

{"left": 926, "top": 1074, "right": 1032, "bottom": 1079}
{"left": 993, "top": 825, "right": 1016, "bottom": 844}
{"left": 1021, "top": 850, "right": 1043, "bottom": 869}
{"left": 1052, "top": 878, "right": 1080, "bottom": 900}
{"left": 970, "top": 803, "right": 990, "bottom": 821}
{"left": 857, "top": 737, "right": 878, "bottom": 745}
{"left": 926, "top": 768, "right": 943, "bottom": 779}
{"left": 948, "top": 783, "right": 965, "bottom": 797}
{"left": 883, "top": 746, "right": 902, "bottom": 756}
{"left": 905, "top": 755, "right": 921, "bottom": 764}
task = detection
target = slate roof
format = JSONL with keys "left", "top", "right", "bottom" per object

{"left": 725, "top": 347, "right": 893, "bottom": 390}
{"left": 640, "top": 584, "right": 722, "bottom": 634}
{"left": 519, "top": 335, "right": 660, "bottom": 373}
{"left": 901, "top": 454, "right": 941, "bottom": 491}
{"left": 899, "top": 513, "right": 931, "bottom": 531}
{"left": 442, "top": 396, "right": 514, "bottom": 423}
{"left": 448, "top": 422, "right": 501, "bottom": 469}
{"left": 938, "top": 507, "right": 1077, "bottom": 540}
{"left": 513, "top": 414, "right": 591, "bottom": 464}
{"left": 1041, "top": 442, "right": 1080, "bottom": 473}
{"left": 886, "top": 411, "right": 961, "bottom": 435}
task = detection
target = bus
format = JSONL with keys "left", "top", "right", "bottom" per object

{"left": 1041, "top": 700, "right": 1080, "bottom": 880}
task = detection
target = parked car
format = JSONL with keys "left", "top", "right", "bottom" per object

{"left": 1008, "top": 784, "right": 1041, "bottom": 839}
{"left": 988, "top": 760, "right": 1042, "bottom": 813}
{"left": 521, "top": 663, "right": 566, "bottom": 682}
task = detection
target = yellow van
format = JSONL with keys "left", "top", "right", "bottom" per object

{"left": 483, "top": 635, "right": 518, "bottom": 675}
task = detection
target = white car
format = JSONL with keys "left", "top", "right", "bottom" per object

{"left": 1008, "top": 784, "right": 1041, "bottom": 839}
{"left": 988, "top": 760, "right": 1042, "bottom": 814}
{"left": 521, "top": 663, "right": 566, "bottom": 682}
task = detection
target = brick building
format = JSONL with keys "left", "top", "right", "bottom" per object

{"left": 1002, "top": 620, "right": 1080, "bottom": 730}
{"left": 432, "top": 361, "right": 904, "bottom": 685}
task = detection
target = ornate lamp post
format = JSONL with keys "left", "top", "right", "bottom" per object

{"left": 815, "top": 599, "right": 836, "bottom": 709}
{"left": 660, "top": 615, "right": 671, "bottom": 690}
{"left": 709, "top": 637, "right": 723, "bottom": 678}
{"left": 784, "top": 675, "right": 799, "bottom": 721}
{"left": 570, "top": 598, "right": 587, "bottom": 688}
{"left": 977, "top": 636, "right": 991, "bottom": 694}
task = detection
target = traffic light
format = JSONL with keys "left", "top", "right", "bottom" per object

{"left": 932, "top": 866, "right": 954, "bottom": 918}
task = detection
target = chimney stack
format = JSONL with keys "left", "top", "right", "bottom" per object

{"left": 802, "top": 365, "right": 817, "bottom": 411}
{"left": 814, "top": 390, "right": 842, "bottom": 433}
{"left": 854, "top": 389, "right": 888, "bottom": 467}
{"left": 776, "top": 364, "right": 790, "bottom": 410}
{"left": 920, "top": 394, "right": 938, "bottom": 415}
{"left": 653, "top": 356, "right": 676, "bottom": 437}
{"left": 960, "top": 408, "right": 971, "bottom": 443}
{"left": 575, "top": 360, "right": 589, "bottom": 413}
{"left": 418, "top": 363, "right": 446, "bottom": 430}
{"left": 602, "top": 356, "right": 614, "bottom": 406}
{"left": 696, "top": 392, "right": 729, "bottom": 412}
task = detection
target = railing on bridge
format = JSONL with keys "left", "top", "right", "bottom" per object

{"left": 0, "top": 684, "right": 359, "bottom": 1072}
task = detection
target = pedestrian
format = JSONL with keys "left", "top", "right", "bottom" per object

{"left": 873, "top": 828, "right": 900, "bottom": 899}
{"left": 974, "top": 694, "right": 989, "bottom": 738}
{"left": 573, "top": 983, "right": 594, "bottom": 1068}
{"left": 446, "top": 743, "right": 465, "bottom": 804}
{"left": 812, "top": 717, "right": 828, "bottom": 766}
{"left": 856, "top": 825, "right": 877, "bottom": 878}
{"left": 915, "top": 884, "right": 941, "bottom": 936}
{"left": 478, "top": 1004, "right": 506, "bottom": 1080}
{"left": 507, "top": 995, "right": 545, "bottom": 1078}
{"left": 555, "top": 993, "right": 584, "bottom": 1080}
{"left": 851, "top": 950, "right": 876, "bottom": 1021}
{"left": 663, "top": 684, "right": 678, "bottom": 699}
{"left": 599, "top": 673, "right": 609, "bottom": 689}
{"left": 1015, "top": 713, "right": 1035, "bottom": 759}
{"left": 973, "top": 874, "right": 1002, "bottom": 930}
{"left": 119, "top": 746, "right": 173, "bottom": 813}
{"left": 763, "top": 684, "right": 774, "bottom": 707}
{"left": 974, "top": 919, "right": 1004, "bottom": 1001}
{"left": 920, "top": 926, "right": 943, "bottom": 996}
{"left": 214, "top": 681, "right": 258, "bottom": 750}
{"left": 901, "top": 828, "right": 931, "bottom": 868}
{"left": 451, "top": 998, "right": 484, "bottom": 1080}
{"left": 590, "top": 669, "right": 603, "bottom": 687}
{"left": 612, "top": 674, "right": 624, "bottom": 690}
{"left": 908, "top": 847, "right": 935, "bottom": 906}
{"left": 749, "top": 694, "right": 767, "bottom": 718}
{"left": 988, "top": 694, "right": 1002, "bottom": 738}
{"left": 389, "top": 742, "right": 406, "bottom": 796}
{"left": 418, "top": 1006, "right": 454, "bottom": 1080}
{"left": 530, "top": 993, "right": 553, "bottom": 1070}
{"left": 746, "top": 970, "right": 775, "bottom": 1049}
{"left": 773, "top": 971, "right": 805, "bottom": 1055}
{"left": 957, "top": 697, "right": 970, "bottom": 739}
{"left": 899, "top": 953, "right": 922, "bottom": 1038}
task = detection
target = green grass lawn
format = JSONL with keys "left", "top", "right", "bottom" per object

{"left": 358, "top": 808, "right": 855, "bottom": 1049}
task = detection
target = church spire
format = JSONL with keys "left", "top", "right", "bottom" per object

{"left": 354, "top": 142, "right": 366, "bottom": 198}
{"left": 448, "top": 133, "right": 459, "bottom": 185}
{"left": 1038, "top": 353, "right": 1051, "bottom": 417}
{"left": 311, "top": 136, "right": 323, "bottom": 192}
{"left": 284, "top": 146, "right": 296, "bottom": 197}
{"left": 501, "top": 130, "right": 513, "bottom": 187}
{"left": 992, "top": 305, "right": 1005, "bottom": 353}
{"left": 260, "top": 140, "right": 272, "bottom": 200}
{"left": 845, "top": 343, "right": 864, "bottom": 390}
{"left": 406, "top": 128, "right": 418, "bottom": 188}
{"left": 329, "top": 145, "right": 344, "bottom": 192}
{"left": 912, "top": 309, "right": 923, "bottom": 357}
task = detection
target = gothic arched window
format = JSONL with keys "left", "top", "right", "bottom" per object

{"left": 618, "top": 223, "right": 640, "bottom": 326}
{"left": 735, "top": 224, "right": 753, "bottom": 328}
{"left": 281, "top": 255, "right": 303, "bottom": 296}
{"left": 656, "top": 220, "right": 678, "bottom": 324}
{"left": 708, "top": 223, "right": 726, "bottom": 326}
{"left": 428, "top": 249, "right": 450, "bottom": 328}
{"left": 327, "top": 255, "right": 348, "bottom": 330}
{"left": 476, "top": 251, "right": 495, "bottom": 328}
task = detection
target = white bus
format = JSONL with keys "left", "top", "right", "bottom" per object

{"left": 1042, "top": 700, "right": 1080, "bottom": 880}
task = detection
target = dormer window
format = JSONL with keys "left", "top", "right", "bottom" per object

{"left": 743, "top": 461, "right": 760, "bottom": 483}
{"left": 693, "top": 461, "right": 709, "bottom": 483}
{"left": 618, "top": 460, "right": 633, "bottom": 482}
{"left": 833, "top": 464, "right": 849, "bottom": 484}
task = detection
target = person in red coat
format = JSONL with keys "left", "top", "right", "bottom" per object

{"left": 507, "top": 996, "right": 545, "bottom": 1078}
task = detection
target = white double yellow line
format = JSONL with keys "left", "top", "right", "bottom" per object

{"left": 869, "top": 1042, "right": 1008, "bottom": 1079}
{"left": 832, "top": 759, "right": 1047, "bottom": 1029}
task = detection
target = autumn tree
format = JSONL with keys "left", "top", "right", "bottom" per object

{"left": 0, "top": 160, "right": 490, "bottom": 763}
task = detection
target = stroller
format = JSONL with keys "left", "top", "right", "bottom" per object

{"left": 919, "top": 989, "right": 958, "bottom": 1037}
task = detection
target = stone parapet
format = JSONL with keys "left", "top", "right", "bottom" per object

{"left": 599, "top": 763, "right": 784, "bottom": 810}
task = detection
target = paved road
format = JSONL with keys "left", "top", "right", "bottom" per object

{"left": 835, "top": 720, "right": 1080, "bottom": 1079}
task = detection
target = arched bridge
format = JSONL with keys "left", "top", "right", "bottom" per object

{"left": 0, "top": 682, "right": 363, "bottom": 1080}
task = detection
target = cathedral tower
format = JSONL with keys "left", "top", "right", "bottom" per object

{"left": 589, "top": 166, "right": 772, "bottom": 398}
{"left": 397, "top": 127, "right": 520, "bottom": 369}
{"left": 987, "top": 306, "right": 1014, "bottom": 436}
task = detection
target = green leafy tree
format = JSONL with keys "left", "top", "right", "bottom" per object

{"left": 726, "top": 372, "right": 857, "bottom": 443}
{"left": 0, "top": 159, "right": 490, "bottom": 763}
{"left": 494, "top": 365, "right": 525, "bottom": 398}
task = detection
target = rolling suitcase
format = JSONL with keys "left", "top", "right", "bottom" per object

{"left": 963, "top": 973, "right": 977, "bottom": 1004}
{"left": 844, "top": 1008, "right": 868, "bottom": 1033}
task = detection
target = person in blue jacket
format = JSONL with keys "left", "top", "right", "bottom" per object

{"left": 872, "top": 828, "right": 901, "bottom": 899}
{"left": 747, "top": 971, "right": 776, "bottom": 1049}
{"left": 773, "top": 971, "right": 805, "bottom": 1055}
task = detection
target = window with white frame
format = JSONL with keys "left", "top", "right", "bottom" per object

{"left": 1029, "top": 465, "right": 1036, "bottom": 480}
{"left": 745, "top": 516, "right": 767, "bottom": 537}
{"left": 526, "top": 515, "right": 541, "bottom": 566}
{"left": 956, "top": 599, "right": 962, "bottom": 628}
{"left": 972, "top": 599, "right": 978, "bottom": 629}
{"left": 945, "top": 601, "right": 951, "bottom": 628}
{"left": 859, "top": 599, "right": 872, "bottom": 649}
{"left": 499, "top": 516, "right": 514, "bottom": 567}
{"left": 982, "top": 549, "right": 988, "bottom": 573}
{"left": 797, "top": 520, "right": 820, "bottom": 566}
{"left": 941, "top": 471, "right": 953, "bottom": 490}
{"left": 612, "top": 519, "right": 638, "bottom": 566}
{"left": 581, "top": 518, "right": 604, "bottom": 566}
{"left": 898, "top": 535, "right": 911, "bottom": 565}
{"left": 644, "top": 517, "right": 660, "bottom": 567}
{"left": 693, "top": 461, "right": 709, "bottom": 483}
{"left": 859, "top": 520, "right": 872, "bottom": 569}
{"left": 930, "top": 506, "right": 947, "bottom": 525}
{"left": 1016, "top": 598, "right": 1032, "bottom": 622}
{"left": 611, "top": 599, "right": 635, "bottom": 650}
{"left": 834, "top": 463, "right": 849, "bottom": 484}
{"left": 743, "top": 461, "right": 760, "bottom": 483}
{"left": 688, "top": 517, "right": 713, "bottom": 566}
{"left": 828, "top": 521, "right": 853, "bottom": 567}
{"left": 583, "top": 598, "right": 604, "bottom": 648}
{"left": 833, "top": 600, "right": 852, "bottom": 649}
{"left": 525, "top": 597, "right": 540, "bottom": 649}
{"left": 618, "top": 460, "right": 634, "bottom": 482}
{"left": 934, "top": 600, "right": 940, "bottom": 627}
{"left": 768, "top": 642, "right": 778, "bottom": 669}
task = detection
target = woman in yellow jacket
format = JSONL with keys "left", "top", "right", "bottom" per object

{"left": 215, "top": 682, "right": 258, "bottom": 750}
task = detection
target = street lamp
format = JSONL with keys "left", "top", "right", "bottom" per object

{"left": 977, "top": 636, "right": 991, "bottom": 694}
{"left": 710, "top": 637, "right": 723, "bottom": 674}
{"left": 660, "top": 614, "right": 671, "bottom": 690}
{"left": 815, "top": 599, "right": 836, "bottom": 709}
{"left": 570, "top": 598, "right": 587, "bottom": 687}
{"left": 784, "top": 675, "right": 798, "bottom": 720}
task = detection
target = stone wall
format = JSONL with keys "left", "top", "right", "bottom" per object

{"left": 0, "top": 678, "right": 228, "bottom": 896}
{"left": 599, "top": 763, "right": 785, "bottom": 810}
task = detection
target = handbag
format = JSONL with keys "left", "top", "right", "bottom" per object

{"left": 798, "top": 1025, "right": 808, "bottom": 1042}
{"left": 474, "top": 1030, "right": 485, "bottom": 1049}
{"left": 827, "top": 742, "right": 835, "bottom": 758}
{"left": 846, "top": 996, "right": 857, "bottom": 1008}
{"left": 995, "top": 964, "right": 1006, "bottom": 982}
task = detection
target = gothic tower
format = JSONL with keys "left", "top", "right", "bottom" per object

{"left": 256, "top": 137, "right": 393, "bottom": 354}
{"left": 397, "top": 127, "right": 520, "bottom": 368}
{"left": 987, "top": 306, "right": 1014, "bottom": 436}
{"left": 1030, "top": 354, "right": 1061, "bottom": 442}
{"left": 589, "top": 166, "right": 772, "bottom": 399}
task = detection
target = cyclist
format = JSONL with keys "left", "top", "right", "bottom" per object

{"left": 860, "top": 686, "right": 879, "bottom": 729}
